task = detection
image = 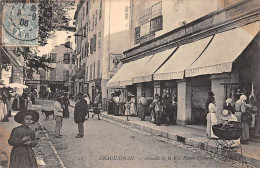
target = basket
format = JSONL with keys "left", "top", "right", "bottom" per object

{"left": 212, "top": 124, "right": 242, "bottom": 140}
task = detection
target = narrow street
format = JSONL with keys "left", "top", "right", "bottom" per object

{"left": 35, "top": 99, "right": 234, "bottom": 168}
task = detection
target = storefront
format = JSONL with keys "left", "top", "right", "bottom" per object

{"left": 107, "top": 0, "right": 260, "bottom": 127}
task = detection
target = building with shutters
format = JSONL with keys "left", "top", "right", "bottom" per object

{"left": 39, "top": 43, "right": 75, "bottom": 98}
{"left": 73, "top": 0, "right": 131, "bottom": 107}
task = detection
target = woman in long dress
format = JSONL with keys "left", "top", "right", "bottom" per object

{"left": 125, "top": 96, "right": 131, "bottom": 121}
{"left": 235, "top": 95, "right": 250, "bottom": 144}
{"left": 130, "top": 95, "right": 137, "bottom": 116}
{"left": 206, "top": 103, "right": 218, "bottom": 138}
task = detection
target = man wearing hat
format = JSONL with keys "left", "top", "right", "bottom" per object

{"left": 54, "top": 94, "right": 64, "bottom": 138}
{"left": 205, "top": 91, "right": 215, "bottom": 114}
{"left": 138, "top": 92, "right": 148, "bottom": 121}
{"left": 74, "top": 92, "right": 88, "bottom": 138}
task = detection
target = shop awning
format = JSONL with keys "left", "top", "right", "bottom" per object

{"left": 106, "top": 55, "right": 153, "bottom": 87}
{"left": 132, "top": 47, "right": 177, "bottom": 83}
{"left": 153, "top": 36, "right": 213, "bottom": 80}
{"left": 186, "top": 22, "right": 260, "bottom": 77}
{"left": 1, "top": 46, "right": 22, "bottom": 67}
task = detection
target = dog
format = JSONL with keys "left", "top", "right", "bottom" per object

{"left": 42, "top": 109, "right": 54, "bottom": 120}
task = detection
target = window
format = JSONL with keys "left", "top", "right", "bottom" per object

{"left": 90, "top": 38, "right": 93, "bottom": 54}
{"left": 72, "top": 56, "right": 76, "bottom": 64}
{"left": 99, "top": 0, "right": 102, "bottom": 19}
{"left": 93, "top": 62, "right": 95, "bottom": 79}
{"left": 97, "top": 60, "right": 100, "bottom": 78}
{"left": 125, "top": 6, "right": 129, "bottom": 19}
{"left": 92, "top": 14, "right": 94, "bottom": 29}
{"left": 98, "top": 31, "right": 101, "bottom": 47}
{"left": 83, "top": 7, "right": 85, "bottom": 19}
{"left": 50, "top": 70, "right": 56, "bottom": 80}
{"left": 85, "top": 43, "right": 88, "bottom": 57}
{"left": 95, "top": 10, "right": 97, "bottom": 25}
{"left": 93, "top": 34, "right": 97, "bottom": 51}
{"left": 86, "top": 1, "right": 89, "bottom": 15}
{"left": 63, "top": 70, "right": 69, "bottom": 81}
{"left": 83, "top": 26, "right": 86, "bottom": 36}
{"left": 88, "top": 19, "right": 91, "bottom": 32}
{"left": 82, "top": 47, "right": 84, "bottom": 58}
{"left": 86, "top": 66, "right": 88, "bottom": 81}
{"left": 90, "top": 64, "right": 93, "bottom": 80}
{"left": 50, "top": 53, "right": 57, "bottom": 63}
{"left": 86, "top": 42, "right": 89, "bottom": 57}
{"left": 63, "top": 53, "right": 70, "bottom": 64}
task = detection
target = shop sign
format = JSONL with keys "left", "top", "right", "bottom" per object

{"left": 138, "top": 7, "right": 152, "bottom": 25}
{"left": 140, "top": 32, "right": 155, "bottom": 44}
{"left": 150, "top": 15, "right": 163, "bottom": 32}
{"left": 134, "top": 26, "right": 141, "bottom": 45}
{"left": 109, "top": 54, "right": 122, "bottom": 71}
{"left": 140, "top": 21, "right": 151, "bottom": 37}
{"left": 49, "top": 81, "right": 64, "bottom": 85}
{"left": 151, "top": 2, "right": 162, "bottom": 18}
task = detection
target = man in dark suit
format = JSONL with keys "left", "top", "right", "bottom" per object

{"left": 74, "top": 92, "right": 88, "bottom": 138}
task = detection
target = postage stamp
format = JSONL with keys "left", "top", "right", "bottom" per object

{"left": 2, "top": 2, "right": 38, "bottom": 46}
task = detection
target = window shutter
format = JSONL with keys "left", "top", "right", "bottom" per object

{"left": 93, "top": 34, "right": 96, "bottom": 51}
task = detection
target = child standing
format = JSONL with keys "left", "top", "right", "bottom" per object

{"left": 8, "top": 110, "right": 39, "bottom": 168}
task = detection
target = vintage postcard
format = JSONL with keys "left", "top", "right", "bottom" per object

{"left": 0, "top": 0, "right": 260, "bottom": 168}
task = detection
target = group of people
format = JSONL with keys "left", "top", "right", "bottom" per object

{"left": 206, "top": 91, "right": 255, "bottom": 145}
{"left": 123, "top": 92, "right": 177, "bottom": 125}
{"left": 53, "top": 92, "right": 101, "bottom": 139}
{"left": 0, "top": 87, "right": 37, "bottom": 122}
{"left": 149, "top": 93, "right": 177, "bottom": 126}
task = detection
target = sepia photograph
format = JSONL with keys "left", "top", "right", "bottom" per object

{"left": 0, "top": 0, "right": 260, "bottom": 168}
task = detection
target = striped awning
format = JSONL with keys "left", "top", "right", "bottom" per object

{"left": 132, "top": 47, "right": 177, "bottom": 83}
{"left": 153, "top": 36, "right": 212, "bottom": 80}
{"left": 106, "top": 55, "right": 153, "bottom": 87}
{"left": 185, "top": 22, "right": 260, "bottom": 77}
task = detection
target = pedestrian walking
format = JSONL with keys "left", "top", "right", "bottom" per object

{"left": 74, "top": 92, "right": 88, "bottom": 138}
{"left": 113, "top": 93, "right": 120, "bottom": 116}
{"left": 150, "top": 94, "right": 159, "bottom": 123}
{"left": 172, "top": 96, "right": 177, "bottom": 124}
{"left": 206, "top": 103, "right": 218, "bottom": 138}
{"left": 54, "top": 94, "right": 64, "bottom": 138}
{"left": 155, "top": 99, "right": 163, "bottom": 126}
{"left": 107, "top": 93, "right": 114, "bottom": 115}
{"left": 138, "top": 92, "right": 148, "bottom": 121}
{"left": 62, "top": 93, "right": 70, "bottom": 118}
{"left": 6, "top": 89, "right": 12, "bottom": 117}
{"left": 0, "top": 89, "right": 9, "bottom": 122}
{"left": 205, "top": 91, "right": 215, "bottom": 114}
{"left": 125, "top": 96, "right": 131, "bottom": 121}
{"left": 92, "top": 93, "right": 101, "bottom": 120}
{"left": 8, "top": 110, "right": 39, "bottom": 168}
{"left": 84, "top": 93, "right": 91, "bottom": 119}
{"left": 235, "top": 95, "right": 250, "bottom": 144}
{"left": 130, "top": 94, "right": 137, "bottom": 116}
